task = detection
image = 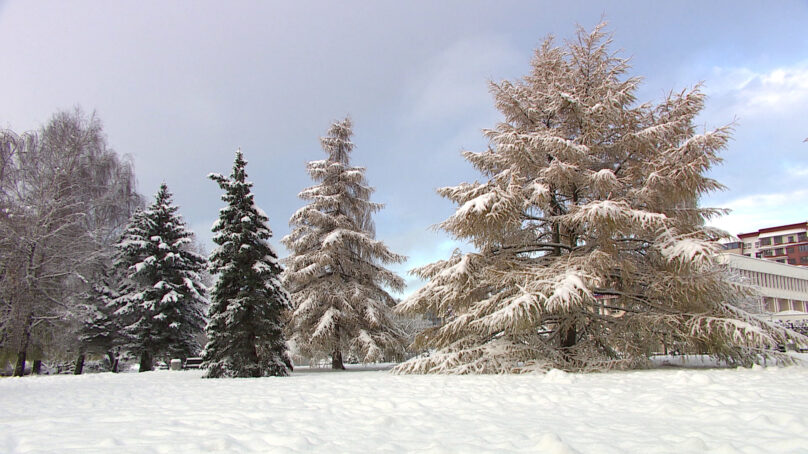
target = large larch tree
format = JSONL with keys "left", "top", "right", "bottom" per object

{"left": 394, "top": 23, "right": 802, "bottom": 374}
{"left": 283, "top": 118, "right": 406, "bottom": 369}
{"left": 202, "top": 150, "right": 292, "bottom": 378}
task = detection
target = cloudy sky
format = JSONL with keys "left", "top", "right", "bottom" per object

{"left": 2, "top": 1, "right": 807, "bottom": 295}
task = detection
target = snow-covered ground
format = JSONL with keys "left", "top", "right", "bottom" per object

{"left": 2, "top": 361, "right": 808, "bottom": 453}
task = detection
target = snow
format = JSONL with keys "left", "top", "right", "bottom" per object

{"left": 456, "top": 192, "right": 497, "bottom": 216}
{"left": 2, "top": 361, "right": 807, "bottom": 453}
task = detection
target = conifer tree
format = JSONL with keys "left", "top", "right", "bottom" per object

{"left": 78, "top": 273, "right": 125, "bottom": 372}
{"left": 395, "top": 23, "right": 802, "bottom": 374}
{"left": 116, "top": 184, "right": 208, "bottom": 372}
{"left": 283, "top": 118, "right": 406, "bottom": 369}
{"left": 202, "top": 150, "right": 292, "bottom": 378}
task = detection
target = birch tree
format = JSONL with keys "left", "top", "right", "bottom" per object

{"left": 283, "top": 118, "right": 406, "bottom": 369}
{"left": 0, "top": 109, "right": 140, "bottom": 376}
{"left": 395, "top": 23, "right": 802, "bottom": 374}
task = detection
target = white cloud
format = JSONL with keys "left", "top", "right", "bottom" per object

{"left": 786, "top": 166, "right": 808, "bottom": 178}
{"left": 706, "top": 61, "right": 808, "bottom": 118}
{"left": 707, "top": 189, "right": 808, "bottom": 236}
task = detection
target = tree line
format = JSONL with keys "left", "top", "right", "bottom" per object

{"left": 3, "top": 23, "right": 805, "bottom": 378}
{"left": 0, "top": 109, "right": 407, "bottom": 377}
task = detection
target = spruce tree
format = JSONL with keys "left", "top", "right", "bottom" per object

{"left": 394, "top": 23, "right": 802, "bottom": 374}
{"left": 202, "top": 150, "right": 292, "bottom": 378}
{"left": 78, "top": 273, "right": 125, "bottom": 372}
{"left": 283, "top": 118, "right": 406, "bottom": 369}
{"left": 116, "top": 184, "right": 208, "bottom": 372}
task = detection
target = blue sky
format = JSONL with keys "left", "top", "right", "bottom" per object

{"left": 2, "top": 1, "right": 807, "bottom": 295}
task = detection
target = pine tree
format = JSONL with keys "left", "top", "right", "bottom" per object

{"left": 283, "top": 117, "right": 406, "bottom": 369}
{"left": 202, "top": 150, "right": 292, "bottom": 378}
{"left": 116, "top": 184, "right": 208, "bottom": 372}
{"left": 394, "top": 23, "right": 802, "bottom": 374}
{"left": 78, "top": 273, "right": 125, "bottom": 372}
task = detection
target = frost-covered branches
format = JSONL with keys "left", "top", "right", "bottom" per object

{"left": 394, "top": 23, "right": 803, "bottom": 374}
{"left": 0, "top": 109, "right": 141, "bottom": 376}
{"left": 283, "top": 118, "right": 406, "bottom": 369}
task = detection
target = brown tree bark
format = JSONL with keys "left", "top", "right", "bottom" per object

{"left": 139, "top": 351, "right": 153, "bottom": 372}
{"left": 107, "top": 351, "right": 119, "bottom": 373}
{"left": 331, "top": 348, "right": 345, "bottom": 370}
{"left": 13, "top": 350, "right": 27, "bottom": 377}
{"left": 74, "top": 354, "right": 85, "bottom": 375}
{"left": 12, "top": 314, "right": 32, "bottom": 377}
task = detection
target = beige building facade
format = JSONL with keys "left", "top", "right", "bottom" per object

{"left": 720, "top": 253, "right": 808, "bottom": 321}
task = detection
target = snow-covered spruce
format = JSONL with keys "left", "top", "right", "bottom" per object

{"left": 394, "top": 23, "right": 805, "bottom": 374}
{"left": 202, "top": 150, "right": 292, "bottom": 378}
{"left": 115, "top": 184, "right": 208, "bottom": 372}
{"left": 282, "top": 117, "right": 406, "bottom": 369}
{"left": 78, "top": 272, "right": 126, "bottom": 373}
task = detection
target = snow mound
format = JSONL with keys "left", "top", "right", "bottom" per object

{"left": 543, "top": 368, "right": 576, "bottom": 384}
{"left": 536, "top": 433, "right": 581, "bottom": 454}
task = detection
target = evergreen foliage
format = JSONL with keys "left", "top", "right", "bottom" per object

{"left": 78, "top": 273, "right": 125, "bottom": 372}
{"left": 116, "top": 184, "right": 208, "bottom": 372}
{"left": 202, "top": 150, "right": 292, "bottom": 378}
{"left": 283, "top": 118, "right": 406, "bottom": 369}
{"left": 394, "top": 24, "right": 804, "bottom": 374}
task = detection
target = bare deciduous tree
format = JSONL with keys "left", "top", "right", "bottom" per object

{"left": 0, "top": 108, "right": 141, "bottom": 375}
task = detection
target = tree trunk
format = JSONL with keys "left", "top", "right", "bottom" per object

{"left": 331, "top": 348, "right": 345, "bottom": 370}
{"left": 139, "top": 351, "right": 153, "bottom": 372}
{"left": 74, "top": 354, "right": 85, "bottom": 375}
{"left": 33, "top": 359, "right": 42, "bottom": 375}
{"left": 13, "top": 350, "right": 27, "bottom": 377}
{"left": 560, "top": 323, "right": 577, "bottom": 363}
{"left": 12, "top": 317, "right": 32, "bottom": 377}
{"left": 107, "top": 351, "right": 119, "bottom": 373}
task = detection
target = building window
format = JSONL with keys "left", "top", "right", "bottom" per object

{"left": 799, "top": 233, "right": 808, "bottom": 242}
{"left": 799, "top": 244, "right": 808, "bottom": 252}
{"left": 788, "top": 236, "right": 795, "bottom": 243}
{"left": 788, "top": 258, "right": 797, "bottom": 265}
{"left": 787, "top": 246, "right": 795, "bottom": 253}
{"left": 760, "top": 237, "right": 772, "bottom": 246}
{"left": 801, "top": 256, "right": 808, "bottom": 264}
{"left": 774, "top": 236, "right": 783, "bottom": 245}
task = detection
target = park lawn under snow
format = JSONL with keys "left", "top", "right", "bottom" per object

{"left": 2, "top": 360, "right": 808, "bottom": 454}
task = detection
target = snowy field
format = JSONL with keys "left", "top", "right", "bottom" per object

{"left": 2, "top": 361, "right": 808, "bottom": 453}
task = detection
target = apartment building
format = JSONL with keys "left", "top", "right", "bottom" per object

{"left": 719, "top": 253, "right": 808, "bottom": 321}
{"left": 722, "top": 222, "right": 808, "bottom": 266}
